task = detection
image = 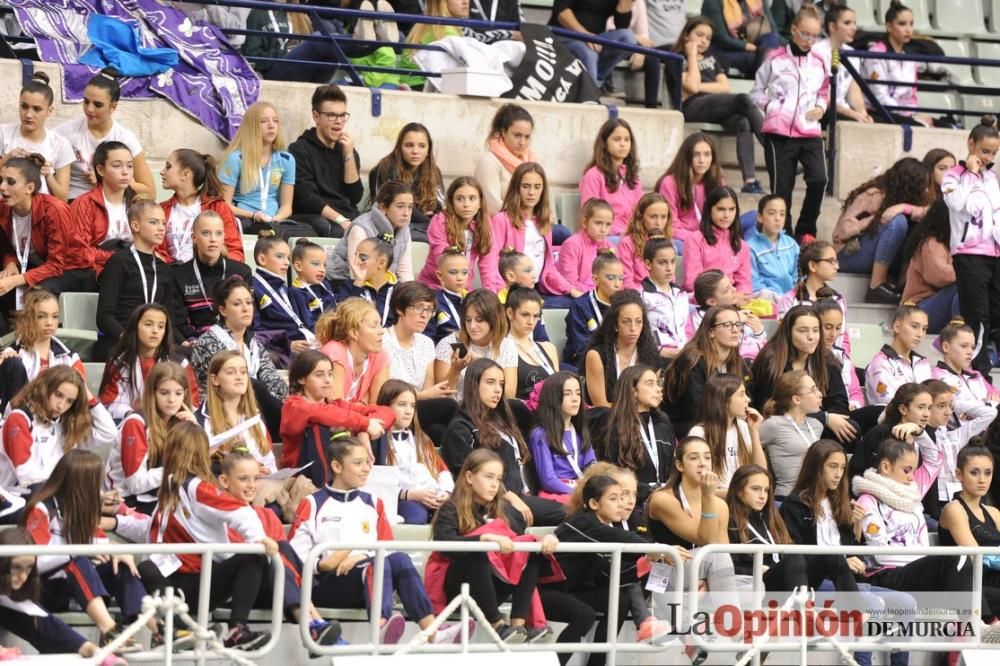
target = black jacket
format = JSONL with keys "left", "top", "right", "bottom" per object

{"left": 288, "top": 128, "right": 363, "bottom": 219}
{"left": 848, "top": 422, "right": 895, "bottom": 485}
{"left": 601, "top": 409, "right": 675, "bottom": 510}
{"left": 171, "top": 257, "right": 252, "bottom": 340}
{"left": 441, "top": 410, "right": 526, "bottom": 495}
{"left": 779, "top": 491, "right": 857, "bottom": 547}
{"left": 750, "top": 353, "right": 850, "bottom": 425}
{"left": 665, "top": 356, "right": 753, "bottom": 438}
{"left": 553, "top": 510, "right": 648, "bottom": 588}
{"left": 432, "top": 500, "right": 527, "bottom": 552}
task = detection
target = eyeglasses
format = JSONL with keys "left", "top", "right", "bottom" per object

{"left": 408, "top": 305, "right": 435, "bottom": 316}
{"left": 816, "top": 257, "right": 840, "bottom": 265}
{"left": 712, "top": 321, "right": 745, "bottom": 331}
{"left": 794, "top": 28, "right": 820, "bottom": 42}
{"left": 797, "top": 385, "right": 822, "bottom": 396}
{"left": 318, "top": 111, "right": 350, "bottom": 122}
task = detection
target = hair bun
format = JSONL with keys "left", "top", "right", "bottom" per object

{"left": 982, "top": 115, "right": 997, "bottom": 128}
{"left": 500, "top": 246, "right": 518, "bottom": 256}
{"left": 99, "top": 66, "right": 120, "bottom": 81}
{"left": 30, "top": 71, "right": 50, "bottom": 85}
{"left": 948, "top": 316, "right": 966, "bottom": 325}
{"left": 257, "top": 229, "right": 276, "bottom": 239}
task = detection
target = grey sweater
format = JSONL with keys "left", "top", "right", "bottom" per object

{"left": 759, "top": 414, "right": 823, "bottom": 498}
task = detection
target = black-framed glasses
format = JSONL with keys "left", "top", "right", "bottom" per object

{"left": 712, "top": 321, "right": 745, "bottom": 331}
{"left": 318, "top": 111, "right": 350, "bottom": 122}
{"left": 816, "top": 257, "right": 840, "bottom": 265}
{"left": 408, "top": 305, "right": 435, "bottom": 316}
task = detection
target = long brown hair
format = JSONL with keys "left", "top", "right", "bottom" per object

{"left": 664, "top": 305, "right": 745, "bottom": 405}
{"left": 369, "top": 123, "right": 443, "bottom": 215}
{"left": 751, "top": 305, "right": 831, "bottom": 394}
{"left": 655, "top": 132, "right": 723, "bottom": 213}
{"left": 586, "top": 118, "right": 640, "bottom": 191}
{"left": 13, "top": 288, "right": 57, "bottom": 348}
{"left": 0, "top": 528, "right": 41, "bottom": 602}
{"left": 11, "top": 366, "right": 92, "bottom": 451}
{"left": 606, "top": 365, "right": 657, "bottom": 472}
{"left": 139, "top": 361, "right": 192, "bottom": 467}
{"left": 841, "top": 157, "right": 930, "bottom": 237}
{"left": 205, "top": 350, "right": 270, "bottom": 456}
{"left": 435, "top": 449, "right": 509, "bottom": 535}
{"left": 460, "top": 358, "right": 528, "bottom": 462}
{"left": 458, "top": 289, "right": 508, "bottom": 357}
{"left": 443, "top": 176, "right": 491, "bottom": 256}
{"left": 727, "top": 463, "right": 791, "bottom": 545}
{"left": 695, "top": 373, "right": 749, "bottom": 477}
{"left": 376, "top": 380, "right": 445, "bottom": 475}
{"left": 157, "top": 421, "right": 215, "bottom": 515}
{"left": 22, "top": 450, "right": 103, "bottom": 546}
{"left": 501, "top": 162, "right": 553, "bottom": 233}
{"left": 790, "top": 439, "right": 852, "bottom": 526}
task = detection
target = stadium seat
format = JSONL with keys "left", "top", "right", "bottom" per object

{"left": 850, "top": 0, "right": 882, "bottom": 30}
{"left": 933, "top": 0, "right": 987, "bottom": 34}
{"left": 686, "top": 0, "right": 700, "bottom": 17}
{"left": 557, "top": 191, "right": 581, "bottom": 233}
{"left": 936, "top": 39, "right": 975, "bottom": 86}
{"left": 57, "top": 328, "right": 97, "bottom": 363}
{"left": 411, "top": 242, "right": 429, "bottom": 278}
{"left": 847, "top": 323, "right": 886, "bottom": 370}
{"left": 84, "top": 362, "right": 104, "bottom": 397}
{"left": 58, "top": 292, "right": 99, "bottom": 331}
{"left": 989, "top": 0, "right": 1000, "bottom": 31}
{"left": 290, "top": 236, "right": 340, "bottom": 272}
{"left": 963, "top": 93, "right": 1000, "bottom": 115}
{"left": 973, "top": 40, "right": 1000, "bottom": 85}
{"left": 917, "top": 90, "right": 961, "bottom": 114}
{"left": 905, "top": 0, "right": 933, "bottom": 31}
{"left": 543, "top": 308, "right": 568, "bottom": 355}
{"left": 242, "top": 235, "right": 257, "bottom": 271}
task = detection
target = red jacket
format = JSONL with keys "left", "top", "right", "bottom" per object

{"left": 278, "top": 394, "right": 396, "bottom": 470}
{"left": 70, "top": 186, "right": 127, "bottom": 275}
{"left": 156, "top": 195, "right": 244, "bottom": 263}
{"left": 0, "top": 193, "right": 79, "bottom": 285}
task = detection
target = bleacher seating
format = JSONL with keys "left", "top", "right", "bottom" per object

{"left": 59, "top": 292, "right": 98, "bottom": 331}
{"left": 933, "top": 0, "right": 987, "bottom": 34}
{"left": 542, "top": 308, "right": 568, "bottom": 354}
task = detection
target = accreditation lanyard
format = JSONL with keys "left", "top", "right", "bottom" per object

{"left": 259, "top": 154, "right": 274, "bottom": 213}
{"left": 132, "top": 247, "right": 157, "bottom": 304}
{"left": 787, "top": 415, "right": 817, "bottom": 448}
{"left": 193, "top": 258, "right": 226, "bottom": 303}
{"left": 362, "top": 284, "right": 394, "bottom": 327}
{"left": 614, "top": 348, "right": 637, "bottom": 379}
{"left": 256, "top": 271, "right": 316, "bottom": 342}
{"left": 500, "top": 433, "right": 528, "bottom": 489}
{"left": 639, "top": 414, "right": 659, "bottom": 477}
{"left": 442, "top": 290, "right": 461, "bottom": 325}
{"left": 12, "top": 214, "right": 30, "bottom": 310}
{"left": 564, "top": 429, "right": 584, "bottom": 479}
{"left": 747, "top": 520, "right": 780, "bottom": 563}
{"left": 471, "top": 0, "right": 498, "bottom": 22}
{"left": 589, "top": 292, "right": 604, "bottom": 325}
{"left": 531, "top": 341, "right": 555, "bottom": 375}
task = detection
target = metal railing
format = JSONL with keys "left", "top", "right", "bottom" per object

{"left": 0, "top": 541, "right": 285, "bottom": 666}
{"left": 298, "top": 538, "right": 686, "bottom": 662}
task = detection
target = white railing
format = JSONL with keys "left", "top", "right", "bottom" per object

{"left": 687, "top": 543, "right": 1000, "bottom": 664}
{"left": 0, "top": 542, "right": 285, "bottom": 666}
{"left": 298, "top": 539, "right": 687, "bottom": 663}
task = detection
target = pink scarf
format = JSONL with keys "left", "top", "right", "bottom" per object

{"left": 489, "top": 137, "right": 538, "bottom": 174}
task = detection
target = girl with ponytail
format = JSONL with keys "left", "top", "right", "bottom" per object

{"left": 758, "top": 370, "right": 824, "bottom": 499}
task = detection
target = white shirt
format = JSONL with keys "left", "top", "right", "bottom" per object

{"left": 523, "top": 218, "right": 546, "bottom": 277}
{"left": 434, "top": 333, "right": 517, "bottom": 400}
{"left": 383, "top": 326, "right": 436, "bottom": 388}
{"left": 12, "top": 212, "right": 30, "bottom": 254}
{"left": 816, "top": 498, "right": 842, "bottom": 547}
{"left": 167, "top": 200, "right": 202, "bottom": 262}
{"left": 103, "top": 193, "right": 130, "bottom": 244}
{"left": 687, "top": 420, "right": 752, "bottom": 490}
{"left": 54, "top": 117, "right": 144, "bottom": 200}
{"left": 0, "top": 124, "right": 74, "bottom": 196}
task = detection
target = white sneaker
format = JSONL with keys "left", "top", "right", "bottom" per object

{"left": 433, "top": 619, "right": 476, "bottom": 644}
{"left": 374, "top": 0, "right": 400, "bottom": 43}
{"left": 353, "top": 0, "right": 376, "bottom": 43}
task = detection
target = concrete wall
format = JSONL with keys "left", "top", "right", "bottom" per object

{"left": 0, "top": 59, "right": 686, "bottom": 195}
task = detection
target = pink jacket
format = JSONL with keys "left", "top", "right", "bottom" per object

{"left": 555, "top": 230, "right": 613, "bottom": 292}
{"left": 682, "top": 226, "right": 751, "bottom": 293}
{"left": 658, "top": 175, "right": 705, "bottom": 244}
{"left": 618, "top": 234, "right": 647, "bottom": 291}
{"left": 861, "top": 41, "right": 917, "bottom": 116}
{"left": 942, "top": 163, "right": 1000, "bottom": 258}
{"left": 417, "top": 211, "right": 489, "bottom": 290}
{"left": 486, "top": 211, "right": 573, "bottom": 296}
{"left": 579, "top": 165, "right": 644, "bottom": 236}
{"left": 751, "top": 44, "right": 830, "bottom": 139}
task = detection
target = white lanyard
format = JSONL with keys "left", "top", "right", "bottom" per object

{"left": 471, "top": 0, "right": 498, "bottom": 22}
{"left": 13, "top": 214, "right": 30, "bottom": 274}
{"left": 211, "top": 326, "right": 260, "bottom": 377}
{"left": 787, "top": 415, "right": 817, "bottom": 448}
{"left": 259, "top": 153, "right": 273, "bottom": 212}
{"left": 589, "top": 292, "right": 604, "bottom": 325}
{"left": 442, "top": 291, "right": 461, "bottom": 325}
{"left": 614, "top": 348, "right": 637, "bottom": 379}
{"left": 530, "top": 341, "right": 555, "bottom": 375}
{"left": 256, "top": 271, "right": 316, "bottom": 341}
{"left": 747, "top": 520, "right": 780, "bottom": 563}
{"left": 267, "top": 10, "right": 290, "bottom": 49}
{"left": 346, "top": 349, "right": 369, "bottom": 401}
{"left": 193, "top": 258, "right": 226, "bottom": 303}
{"left": 363, "top": 284, "right": 393, "bottom": 327}
{"left": 678, "top": 485, "right": 692, "bottom": 515}
{"left": 564, "top": 429, "right": 584, "bottom": 478}
{"left": 304, "top": 281, "right": 335, "bottom": 306}
{"left": 639, "top": 414, "right": 659, "bottom": 477}
{"left": 131, "top": 247, "right": 157, "bottom": 304}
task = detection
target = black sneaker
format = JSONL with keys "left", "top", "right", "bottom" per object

{"left": 740, "top": 180, "right": 766, "bottom": 194}
{"left": 525, "top": 625, "right": 554, "bottom": 643}
{"left": 866, "top": 283, "right": 901, "bottom": 304}
{"left": 496, "top": 623, "right": 527, "bottom": 644}
{"left": 223, "top": 623, "right": 270, "bottom": 651}
{"left": 310, "top": 620, "right": 343, "bottom": 646}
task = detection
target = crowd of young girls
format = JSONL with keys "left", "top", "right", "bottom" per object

{"left": 7, "top": 19, "right": 1000, "bottom": 661}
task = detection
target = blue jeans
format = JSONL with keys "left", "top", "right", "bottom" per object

{"left": 561, "top": 29, "right": 637, "bottom": 86}
{"left": 817, "top": 579, "right": 914, "bottom": 666}
{"left": 918, "top": 283, "right": 959, "bottom": 333}
{"left": 837, "top": 214, "right": 909, "bottom": 276}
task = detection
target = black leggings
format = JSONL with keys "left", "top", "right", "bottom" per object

{"left": 954, "top": 254, "right": 1000, "bottom": 376}
{"left": 763, "top": 134, "right": 827, "bottom": 238}
{"left": 443, "top": 552, "right": 540, "bottom": 624}
{"left": 544, "top": 582, "right": 631, "bottom": 666}
{"left": 763, "top": 553, "right": 859, "bottom": 593}
{"left": 0, "top": 356, "right": 28, "bottom": 414}
{"left": 138, "top": 553, "right": 266, "bottom": 625}
{"left": 870, "top": 554, "right": 974, "bottom": 611}
{"left": 682, "top": 93, "right": 765, "bottom": 182}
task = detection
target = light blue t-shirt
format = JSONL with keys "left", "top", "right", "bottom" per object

{"left": 219, "top": 149, "right": 296, "bottom": 217}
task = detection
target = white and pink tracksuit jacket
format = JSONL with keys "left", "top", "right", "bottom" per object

{"left": 751, "top": 44, "right": 831, "bottom": 139}
{"left": 942, "top": 163, "right": 1000, "bottom": 258}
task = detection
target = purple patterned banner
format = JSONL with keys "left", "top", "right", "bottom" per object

{"left": 8, "top": 0, "right": 259, "bottom": 140}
